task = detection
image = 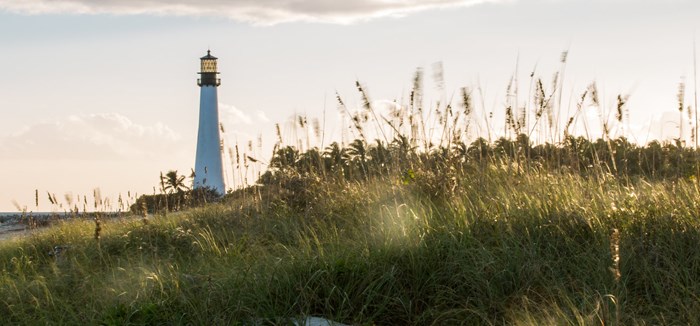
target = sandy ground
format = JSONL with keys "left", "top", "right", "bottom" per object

{"left": 0, "top": 222, "right": 33, "bottom": 241}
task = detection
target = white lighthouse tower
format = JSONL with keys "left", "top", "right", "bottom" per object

{"left": 193, "top": 50, "right": 226, "bottom": 194}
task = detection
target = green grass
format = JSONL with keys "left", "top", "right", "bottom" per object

{"left": 2, "top": 168, "right": 700, "bottom": 325}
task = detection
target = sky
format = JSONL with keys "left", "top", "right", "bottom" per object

{"left": 0, "top": 0, "right": 698, "bottom": 212}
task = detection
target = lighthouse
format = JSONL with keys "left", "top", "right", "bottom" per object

{"left": 193, "top": 50, "right": 226, "bottom": 194}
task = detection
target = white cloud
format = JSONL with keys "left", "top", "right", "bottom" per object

{"left": 0, "top": 0, "right": 506, "bottom": 24}
{"left": 0, "top": 113, "right": 183, "bottom": 160}
{"left": 220, "top": 103, "right": 253, "bottom": 125}
{"left": 256, "top": 111, "right": 270, "bottom": 123}
{"left": 640, "top": 111, "right": 694, "bottom": 144}
{"left": 219, "top": 103, "right": 272, "bottom": 126}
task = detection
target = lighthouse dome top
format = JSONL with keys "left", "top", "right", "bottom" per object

{"left": 198, "top": 50, "right": 221, "bottom": 87}
{"left": 200, "top": 50, "right": 218, "bottom": 60}
{"left": 199, "top": 50, "right": 219, "bottom": 76}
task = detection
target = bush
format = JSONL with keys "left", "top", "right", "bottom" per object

{"left": 130, "top": 187, "right": 222, "bottom": 214}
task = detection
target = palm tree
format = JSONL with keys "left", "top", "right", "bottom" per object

{"left": 346, "top": 139, "right": 369, "bottom": 177}
{"left": 368, "top": 139, "right": 391, "bottom": 174}
{"left": 323, "top": 142, "right": 347, "bottom": 172}
{"left": 346, "top": 139, "right": 367, "bottom": 162}
{"left": 270, "top": 146, "right": 300, "bottom": 172}
{"left": 297, "top": 147, "right": 323, "bottom": 174}
{"left": 162, "top": 170, "right": 189, "bottom": 194}
{"left": 391, "top": 134, "right": 416, "bottom": 169}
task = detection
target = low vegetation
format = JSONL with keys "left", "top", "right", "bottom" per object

{"left": 2, "top": 58, "right": 699, "bottom": 324}
{"left": 3, "top": 166, "right": 700, "bottom": 324}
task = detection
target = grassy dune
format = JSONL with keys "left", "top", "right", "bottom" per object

{"left": 4, "top": 63, "right": 699, "bottom": 324}
{"left": 1, "top": 168, "right": 699, "bottom": 324}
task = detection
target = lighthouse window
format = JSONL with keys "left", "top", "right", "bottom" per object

{"left": 201, "top": 60, "right": 217, "bottom": 72}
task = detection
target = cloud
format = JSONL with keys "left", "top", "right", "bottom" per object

{"left": 0, "top": 0, "right": 506, "bottom": 24}
{"left": 219, "top": 102, "right": 271, "bottom": 126}
{"left": 639, "top": 111, "right": 693, "bottom": 144}
{"left": 220, "top": 103, "right": 253, "bottom": 125}
{"left": 256, "top": 111, "right": 270, "bottom": 123}
{"left": 0, "top": 113, "right": 183, "bottom": 160}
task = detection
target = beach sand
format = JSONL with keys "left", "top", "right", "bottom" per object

{"left": 0, "top": 222, "right": 32, "bottom": 241}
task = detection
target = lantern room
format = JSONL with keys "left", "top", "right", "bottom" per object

{"left": 198, "top": 50, "right": 221, "bottom": 87}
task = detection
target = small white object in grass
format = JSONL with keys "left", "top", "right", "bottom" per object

{"left": 294, "top": 316, "right": 349, "bottom": 326}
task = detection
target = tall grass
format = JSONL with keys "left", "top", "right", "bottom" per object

{"left": 3, "top": 55, "right": 700, "bottom": 324}
{"left": 2, "top": 166, "right": 700, "bottom": 324}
